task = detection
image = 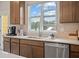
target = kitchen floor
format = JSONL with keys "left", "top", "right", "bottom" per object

{"left": 0, "top": 50, "right": 24, "bottom": 58}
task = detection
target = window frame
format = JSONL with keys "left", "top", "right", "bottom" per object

{"left": 28, "top": 1, "right": 58, "bottom": 33}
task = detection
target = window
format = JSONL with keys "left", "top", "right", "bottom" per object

{"left": 28, "top": 2, "right": 57, "bottom": 32}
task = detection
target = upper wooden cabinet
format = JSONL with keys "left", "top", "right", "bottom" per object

{"left": 60, "top": 1, "right": 79, "bottom": 23}
{"left": 10, "top": 1, "right": 25, "bottom": 25}
{"left": 60, "top": 1, "right": 74, "bottom": 23}
{"left": 75, "top": 2, "right": 79, "bottom": 22}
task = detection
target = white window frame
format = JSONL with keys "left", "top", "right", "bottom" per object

{"left": 28, "top": 2, "right": 58, "bottom": 33}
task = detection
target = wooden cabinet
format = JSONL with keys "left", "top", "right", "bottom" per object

{"left": 3, "top": 37, "right": 44, "bottom": 58}
{"left": 10, "top": 1, "right": 25, "bottom": 24}
{"left": 60, "top": 1, "right": 74, "bottom": 23}
{"left": 10, "top": 1, "right": 20, "bottom": 24}
{"left": 69, "top": 45, "right": 79, "bottom": 58}
{"left": 20, "top": 43, "right": 32, "bottom": 58}
{"left": 32, "top": 46, "right": 44, "bottom": 58}
{"left": 75, "top": 2, "right": 79, "bottom": 22}
{"left": 20, "top": 39, "right": 44, "bottom": 58}
{"left": 3, "top": 37, "right": 11, "bottom": 53}
{"left": 11, "top": 38, "right": 20, "bottom": 55}
{"left": 60, "top": 1, "right": 79, "bottom": 23}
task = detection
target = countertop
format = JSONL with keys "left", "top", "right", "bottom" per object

{"left": 3, "top": 35, "right": 79, "bottom": 45}
{"left": 0, "top": 50, "right": 25, "bottom": 58}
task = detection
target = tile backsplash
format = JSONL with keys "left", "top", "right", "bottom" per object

{"left": 15, "top": 23, "right": 79, "bottom": 38}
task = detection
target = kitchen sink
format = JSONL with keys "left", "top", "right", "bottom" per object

{"left": 27, "top": 36, "right": 45, "bottom": 39}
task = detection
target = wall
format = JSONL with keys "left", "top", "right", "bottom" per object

{"left": 0, "top": 1, "right": 10, "bottom": 50}
{"left": 0, "top": 1, "right": 10, "bottom": 23}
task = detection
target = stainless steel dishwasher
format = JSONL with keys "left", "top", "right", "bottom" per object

{"left": 45, "top": 42, "right": 69, "bottom": 58}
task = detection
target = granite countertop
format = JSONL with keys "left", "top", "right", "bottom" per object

{"left": 3, "top": 35, "right": 79, "bottom": 45}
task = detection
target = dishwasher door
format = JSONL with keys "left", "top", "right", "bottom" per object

{"left": 45, "top": 42, "right": 69, "bottom": 58}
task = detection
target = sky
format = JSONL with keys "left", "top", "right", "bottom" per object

{"left": 30, "top": 2, "right": 56, "bottom": 22}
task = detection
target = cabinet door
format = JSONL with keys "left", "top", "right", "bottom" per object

{"left": 15, "top": 1, "right": 20, "bottom": 24}
{"left": 75, "top": 2, "right": 79, "bottom": 22}
{"left": 3, "top": 37, "right": 10, "bottom": 53}
{"left": 10, "top": 1, "right": 16, "bottom": 24}
{"left": 20, "top": 44, "right": 32, "bottom": 58}
{"left": 4, "top": 41, "right": 10, "bottom": 53}
{"left": 10, "top": 1, "right": 20, "bottom": 24}
{"left": 60, "top": 1, "right": 74, "bottom": 23}
{"left": 11, "top": 39, "right": 19, "bottom": 55}
{"left": 69, "top": 45, "right": 79, "bottom": 58}
{"left": 32, "top": 46, "right": 44, "bottom": 58}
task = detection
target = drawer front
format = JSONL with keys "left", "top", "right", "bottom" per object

{"left": 31, "top": 40, "right": 43, "bottom": 46}
{"left": 20, "top": 40, "right": 43, "bottom": 46}
{"left": 71, "top": 45, "right": 79, "bottom": 52}
{"left": 11, "top": 38, "right": 19, "bottom": 43}
{"left": 4, "top": 37, "right": 10, "bottom": 41}
{"left": 70, "top": 52, "right": 79, "bottom": 58}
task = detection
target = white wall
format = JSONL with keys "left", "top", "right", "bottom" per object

{"left": 0, "top": 1, "right": 10, "bottom": 50}
{"left": 0, "top": 2, "right": 10, "bottom": 16}
{"left": 0, "top": 1, "right": 10, "bottom": 25}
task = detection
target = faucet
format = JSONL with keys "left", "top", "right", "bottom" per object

{"left": 38, "top": 26, "right": 42, "bottom": 37}
{"left": 50, "top": 33, "right": 54, "bottom": 38}
{"left": 38, "top": 31, "right": 42, "bottom": 37}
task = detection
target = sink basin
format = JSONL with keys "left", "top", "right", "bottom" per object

{"left": 17, "top": 36, "right": 45, "bottom": 39}
{"left": 24, "top": 36, "right": 46, "bottom": 39}
{"left": 27, "top": 36, "right": 44, "bottom": 39}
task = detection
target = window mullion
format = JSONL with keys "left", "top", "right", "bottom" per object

{"left": 40, "top": 3, "right": 44, "bottom": 32}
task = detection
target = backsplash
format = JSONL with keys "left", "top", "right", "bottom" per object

{"left": 56, "top": 23, "right": 79, "bottom": 38}
{"left": 15, "top": 23, "right": 79, "bottom": 38}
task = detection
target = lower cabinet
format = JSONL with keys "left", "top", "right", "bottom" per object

{"left": 11, "top": 38, "right": 20, "bottom": 55}
{"left": 20, "top": 44, "right": 32, "bottom": 58}
{"left": 4, "top": 37, "right": 79, "bottom": 58}
{"left": 3, "top": 37, "right": 44, "bottom": 58}
{"left": 69, "top": 45, "right": 79, "bottom": 58}
{"left": 3, "top": 37, "right": 11, "bottom": 53}
{"left": 32, "top": 46, "right": 44, "bottom": 58}
{"left": 20, "top": 39, "right": 44, "bottom": 58}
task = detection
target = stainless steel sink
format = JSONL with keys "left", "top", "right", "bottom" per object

{"left": 27, "top": 36, "right": 43, "bottom": 39}
{"left": 16, "top": 35, "right": 46, "bottom": 39}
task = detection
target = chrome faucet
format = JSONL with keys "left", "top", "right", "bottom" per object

{"left": 38, "top": 31, "right": 42, "bottom": 37}
{"left": 50, "top": 33, "right": 54, "bottom": 38}
{"left": 38, "top": 26, "right": 42, "bottom": 37}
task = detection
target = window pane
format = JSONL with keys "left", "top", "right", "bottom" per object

{"left": 30, "top": 4, "right": 41, "bottom": 17}
{"left": 44, "top": 10, "right": 56, "bottom": 16}
{"left": 44, "top": 2, "right": 56, "bottom": 11}
{"left": 43, "top": 25, "right": 56, "bottom": 30}
{"left": 30, "top": 17, "right": 40, "bottom": 31}
{"left": 43, "top": 17, "right": 56, "bottom": 24}
{"left": 43, "top": 17, "right": 56, "bottom": 30}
